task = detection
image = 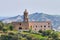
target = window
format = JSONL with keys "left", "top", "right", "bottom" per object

{"left": 48, "top": 23, "right": 50, "bottom": 25}
{"left": 25, "top": 28, "right": 28, "bottom": 29}
{"left": 19, "top": 27, "right": 22, "bottom": 30}
{"left": 44, "top": 25, "right": 46, "bottom": 27}
{"left": 20, "top": 23, "right": 21, "bottom": 25}
{"left": 35, "top": 29, "right": 36, "bottom": 30}
{"left": 36, "top": 25, "right": 37, "bottom": 27}
{"left": 41, "top": 26, "right": 42, "bottom": 27}
{"left": 48, "top": 26, "right": 50, "bottom": 27}
{"left": 44, "top": 29, "right": 46, "bottom": 30}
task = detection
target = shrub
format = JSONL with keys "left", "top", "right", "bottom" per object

{"left": 2, "top": 28, "right": 7, "bottom": 33}
{"left": 1, "top": 35, "right": 12, "bottom": 40}
{"left": 9, "top": 25, "right": 13, "bottom": 31}
{"left": 8, "top": 32, "right": 15, "bottom": 35}
{"left": 38, "top": 30, "right": 43, "bottom": 33}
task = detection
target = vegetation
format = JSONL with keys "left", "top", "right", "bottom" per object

{"left": 9, "top": 25, "right": 13, "bottom": 31}
{"left": 0, "top": 21, "right": 60, "bottom": 40}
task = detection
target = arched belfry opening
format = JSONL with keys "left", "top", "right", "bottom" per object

{"left": 24, "top": 9, "right": 28, "bottom": 22}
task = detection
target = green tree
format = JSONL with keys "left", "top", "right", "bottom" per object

{"left": 51, "top": 32, "right": 59, "bottom": 40}
{"left": 29, "top": 26, "right": 32, "bottom": 32}
{"left": 0, "top": 21, "right": 4, "bottom": 30}
{"left": 41, "top": 30, "right": 52, "bottom": 36}
{"left": 38, "top": 30, "right": 43, "bottom": 33}
{"left": 9, "top": 25, "right": 13, "bottom": 31}
{"left": 0, "top": 25, "right": 3, "bottom": 30}
{"left": 1, "top": 34, "right": 18, "bottom": 40}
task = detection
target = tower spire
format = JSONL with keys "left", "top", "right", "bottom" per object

{"left": 24, "top": 9, "right": 28, "bottom": 22}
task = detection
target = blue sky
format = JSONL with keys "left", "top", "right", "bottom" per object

{"left": 0, "top": 0, "right": 60, "bottom": 17}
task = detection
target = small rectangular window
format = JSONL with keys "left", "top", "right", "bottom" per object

{"left": 48, "top": 26, "right": 50, "bottom": 27}
{"left": 44, "top": 25, "right": 46, "bottom": 27}
{"left": 20, "top": 23, "right": 21, "bottom": 25}
{"left": 36, "top": 26, "right": 37, "bottom": 27}
{"left": 48, "top": 23, "right": 50, "bottom": 25}
{"left": 41, "top": 26, "right": 42, "bottom": 27}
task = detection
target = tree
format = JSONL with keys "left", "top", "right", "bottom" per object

{"left": 1, "top": 34, "right": 18, "bottom": 40}
{"left": 0, "top": 21, "right": 4, "bottom": 30}
{"left": 9, "top": 25, "right": 13, "bottom": 31}
{"left": 38, "top": 30, "right": 43, "bottom": 33}
{"left": 51, "top": 32, "right": 59, "bottom": 40}
{"left": 0, "top": 25, "right": 3, "bottom": 30}
{"left": 29, "top": 26, "right": 32, "bottom": 32}
{"left": 41, "top": 30, "right": 52, "bottom": 36}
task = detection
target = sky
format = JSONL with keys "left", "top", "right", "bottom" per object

{"left": 0, "top": 0, "right": 60, "bottom": 17}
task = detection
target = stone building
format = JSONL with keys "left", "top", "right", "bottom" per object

{"left": 12, "top": 9, "right": 52, "bottom": 31}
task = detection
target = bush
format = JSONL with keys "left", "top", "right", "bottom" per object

{"left": 38, "top": 30, "right": 43, "bottom": 33}
{"left": 21, "top": 38, "right": 27, "bottom": 40}
{"left": 2, "top": 28, "right": 7, "bottom": 33}
{"left": 40, "top": 30, "right": 52, "bottom": 36}
{"left": 8, "top": 32, "right": 15, "bottom": 35}
{"left": 26, "top": 35, "right": 32, "bottom": 40}
{"left": 51, "top": 32, "right": 59, "bottom": 40}
{"left": 40, "top": 37, "right": 47, "bottom": 40}
{"left": 0, "top": 34, "right": 18, "bottom": 40}
{"left": 1, "top": 35, "right": 12, "bottom": 40}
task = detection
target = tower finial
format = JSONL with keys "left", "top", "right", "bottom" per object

{"left": 24, "top": 9, "right": 28, "bottom": 13}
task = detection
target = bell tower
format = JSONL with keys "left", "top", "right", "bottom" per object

{"left": 24, "top": 9, "right": 28, "bottom": 22}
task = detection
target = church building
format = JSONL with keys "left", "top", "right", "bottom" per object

{"left": 12, "top": 9, "right": 52, "bottom": 31}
